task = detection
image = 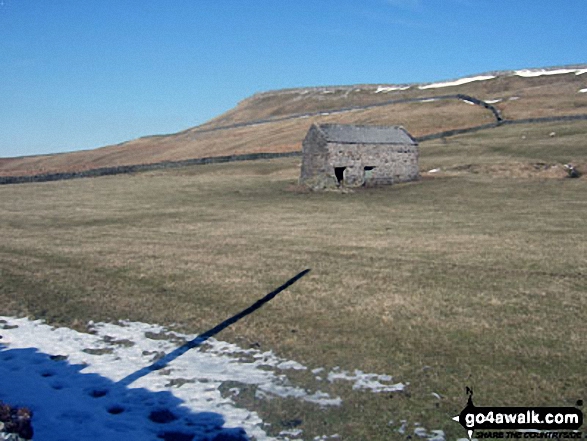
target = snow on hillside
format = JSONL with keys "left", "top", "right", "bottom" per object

{"left": 515, "top": 68, "right": 587, "bottom": 77}
{"left": 394, "top": 66, "right": 587, "bottom": 92}
{"left": 242, "top": 65, "right": 587, "bottom": 104}
{"left": 414, "top": 66, "right": 586, "bottom": 90}
{"left": 418, "top": 75, "right": 496, "bottom": 90}
{"left": 0, "top": 317, "right": 407, "bottom": 441}
{"left": 374, "top": 85, "right": 410, "bottom": 93}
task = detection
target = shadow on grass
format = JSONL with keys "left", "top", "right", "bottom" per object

{"left": 0, "top": 346, "right": 248, "bottom": 441}
{"left": 0, "top": 269, "right": 311, "bottom": 440}
{"left": 118, "top": 269, "right": 311, "bottom": 388}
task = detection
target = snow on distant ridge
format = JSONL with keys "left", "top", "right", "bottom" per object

{"left": 380, "top": 66, "right": 586, "bottom": 93}
{"left": 248, "top": 65, "right": 587, "bottom": 101}
{"left": 579, "top": 88, "right": 587, "bottom": 93}
{"left": 375, "top": 85, "right": 410, "bottom": 93}
{"left": 515, "top": 68, "right": 587, "bottom": 77}
{"left": 418, "top": 75, "right": 495, "bottom": 90}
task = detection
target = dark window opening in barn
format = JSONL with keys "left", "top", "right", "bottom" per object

{"left": 364, "top": 166, "right": 375, "bottom": 184}
{"left": 334, "top": 167, "right": 346, "bottom": 185}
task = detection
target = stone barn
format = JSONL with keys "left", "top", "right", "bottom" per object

{"left": 299, "top": 123, "right": 419, "bottom": 188}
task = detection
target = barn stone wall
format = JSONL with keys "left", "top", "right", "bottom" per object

{"left": 299, "top": 124, "right": 419, "bottom": 189}
{"left": 300, "top": 125, "right": 337, "bottom": 188}
{"left": 326, "top": 142, "right": 419, "bottom": 187}
{"left": 300, "top": 141, "right": 419, "bottom": 188}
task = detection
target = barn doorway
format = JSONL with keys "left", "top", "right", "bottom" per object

{"left": 363, "top": 166, "right": 375, "bottom": 185}
{"left": 334, "top": 167, "right": 346, "bottom": 186}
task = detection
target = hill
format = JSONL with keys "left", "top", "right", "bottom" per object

{"left": 0, "top": 65, "right": 586, "bottom": 178}
{"left": 1, "top": 66, "right": 586, "bottom": 440}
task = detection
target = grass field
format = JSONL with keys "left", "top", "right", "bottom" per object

{"left": 1, "top": 121, "right": 586, "bottom": 440}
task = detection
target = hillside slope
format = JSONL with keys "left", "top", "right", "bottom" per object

{"left": 1, "top": 65, "right": 586, "bottom": 178}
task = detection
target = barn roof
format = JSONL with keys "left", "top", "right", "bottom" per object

{"left": 316, "top": 124, "right": 417, "bottom": 145}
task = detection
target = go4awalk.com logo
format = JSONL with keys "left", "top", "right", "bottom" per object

{"left": 453, "top": 388, "right": 584, "bottom": 439}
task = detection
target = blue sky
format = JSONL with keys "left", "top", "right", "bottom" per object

{"left": 1, "top": 0, "right": 585, "bottom": 158}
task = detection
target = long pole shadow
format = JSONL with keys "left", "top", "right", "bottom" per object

{"left": 117, "top": 269, "right": 311, "bottom": 387}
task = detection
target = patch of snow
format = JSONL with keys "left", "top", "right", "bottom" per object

{"left": 393, "top": 420, "right": 445, "bottom": 440}
{"left": 462, "top": 99, "right": 476, "bottom": 105}
{"left": 418, "top": 75, "right": 495, "bottom": 90}
{"left": 579, "top": 88, "right": 587, "bottom": 93}
{"left": 515, "top": 68, "right": 587, "bottom": 77}
{"left": 0, "top": 317, "right": 343, "bottom": 440}
{"left": 0, "top": 317, "right": 405, "bottom": 440}
{"left": 419, "top": 98, "right": 438, "bottom": 103}
{"left": 414, "top": 427, "right": 429, "bottom": 437}
{"left": 228, "top": 387, "right": 240, "bottom": 396}
{"left": 428, "top": 429, "right": 446, "bottom": 441}
{"left": 428, "top": 168, "right": 440, "bottom": 173}
{"left": 508, "top": 96, "right": 520, "bottom": 101}
{"left": 279, "top": 428, "right": 303, "bottom": 438}
{"left": 313, "top": 434, "right": 340, "bottom": 440}
{"left": 485, "top": 98, "right": 502, "bottom": 103}
{"left": 276, "top": 360, "right": 307, "bottom": 370}
{"left": 375, "top": 85, "right": 410, "bottom": 93}
{"left": 256, "top": 383, "right": 340, "bottom": 406}
{"left": 326, "top": 369, "right": 405, "bottom": 393}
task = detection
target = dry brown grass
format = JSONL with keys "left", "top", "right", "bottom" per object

{"left": 203, "top": 71, "right": 587, "bottom": 127}
{"left": 2, "top": 70, "right": 586, "bottom": 179}
{"left": 0, "top": 100, "right": 490, "bottom": 177}
{"left": 1, "top": 121, "right": 586, "bottom": 439}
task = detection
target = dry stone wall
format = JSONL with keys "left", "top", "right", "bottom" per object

{"left": 327, "top": 142, "right": 419, "bottom": 187}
